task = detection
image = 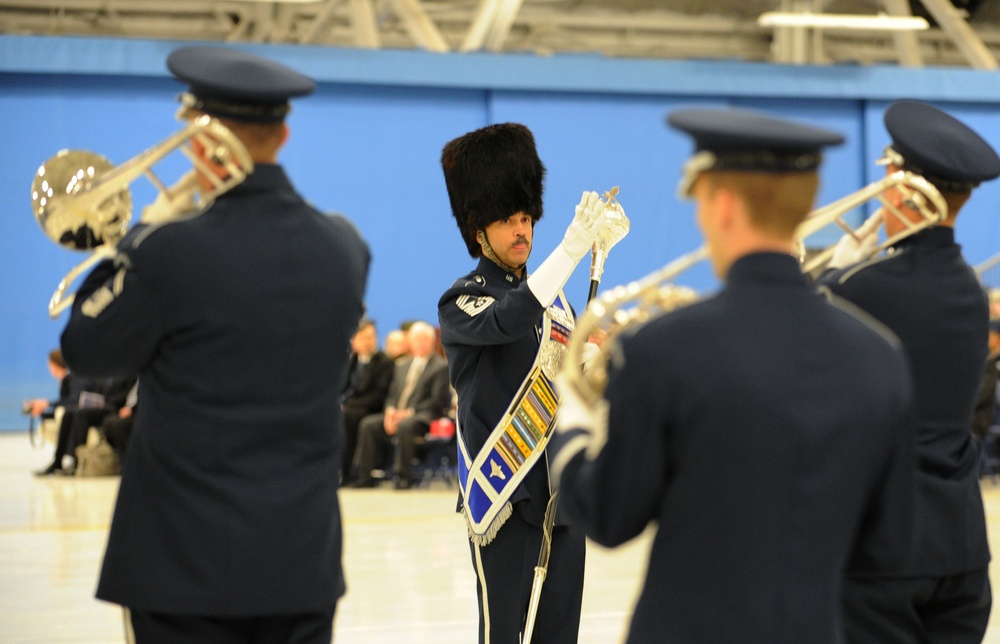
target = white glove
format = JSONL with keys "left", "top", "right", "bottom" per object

{"left": 563, "top": 191, "right": 609, "bottom": 261}
{"left": 828, "top": 211, "right": 882, "bottom": 270}
{"left": 140, "top": 171, "right": 202, "bottom": 224}
{"left": 580, "top": 341, "right": 603, "bottom": 376}
{"left": 526, "top": 191, "right": 608, "bottom": 307}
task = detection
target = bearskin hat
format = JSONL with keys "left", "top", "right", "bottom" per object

{"left": 441, "top": 123, "right": 546, "bottom": 258}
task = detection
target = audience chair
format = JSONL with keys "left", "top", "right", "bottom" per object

{"left": 413, "top": 418, "right": 457, "bottom": 488}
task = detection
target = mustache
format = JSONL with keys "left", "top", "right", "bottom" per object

{"left": 511, "top": 235, "right": 529, "bottom": 247}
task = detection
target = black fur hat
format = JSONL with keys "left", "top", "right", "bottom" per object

{"left": 441, "top": 123, "right": 546, "bottom": 258}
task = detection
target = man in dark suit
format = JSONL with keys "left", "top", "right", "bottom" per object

{"left": 550, "top": 108, "right": 917, "bottom": 643}
{"left": 60, "top": 46, "right": 369, "bottom": 643}
{"left": 340, "top": 318, "right": 395, "bottom": 485}
{"left": 352, "top": 321, "right": 451, "bottom": 489}
{"left": 817, "top": 100, "right": 1000, "bottom": 643}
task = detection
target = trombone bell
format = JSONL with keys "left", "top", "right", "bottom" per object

{"left": 32, "top": 150, "right": 132, "bottom": 252}
{"left": 33, "top": 115, "right": 253, "bottom": 318}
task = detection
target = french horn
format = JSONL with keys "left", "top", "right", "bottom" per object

{"left": 560, "top": 169, "right": 947, "bottom": 407}
{"left": 32, "top": 114, "right": 253, "bottom": 317}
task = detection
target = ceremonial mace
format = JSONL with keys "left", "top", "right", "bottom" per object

{"left": 522, "top": 187, "right": 630, "bottom": 644}
{"left": 587, "top": 187, "right": 632, "bottom": 302}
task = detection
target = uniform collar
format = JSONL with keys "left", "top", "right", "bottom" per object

{"left": 476, "top": 256, "right": 523, "bottom": 286}
{"left": 726, "top": 252, "right": 808, "bottom": 287}
{"left": 220, "top": 163, "right": 293, "bottom": 197}
{"left": 894, "top": 225, "right": 955, "bottom": 249}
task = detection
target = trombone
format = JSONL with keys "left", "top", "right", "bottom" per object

{"left": 32, "top": 114, "right": 253, "bottom": 318}
{"left": 561, "top": 169, "right": 947, "bottom": 407}
{"left": 797, "top": 170, "right": 946, "bottom": 274}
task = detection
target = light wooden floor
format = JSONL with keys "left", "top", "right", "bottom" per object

{"left": 3, "top": 431, "right": 1000, "bottom": 643}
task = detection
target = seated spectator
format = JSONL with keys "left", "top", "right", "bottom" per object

{"left": 100, "top": 380, "right": 139, "bottom": 469}
{"left": 384, "top": 328, "right": 410, "bottom": 361}
{"left": 25, "top": 349, "right": 77, "bottom": 421}
{"left": 974, "top": 320, "right": 1000, "bottom": 479}
{"left": 975, "top": 321, "right": 1000, "bottom": 436}
{"left": 37, "top": 373, "right": 137, "bottom": 476}
{"left": 351, "top": 321, "right": 451, "bottom": 489}
{"left": 340, "top": 319, "right": 394, "bottom": 485}
{"left": 28, "top": 349, "right": 87, "bottom": 475}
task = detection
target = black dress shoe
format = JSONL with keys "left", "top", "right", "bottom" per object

{"left": 393, "top": 479, "right": 412, "bottom": 490}
{"left": 346, "top": 478, "right": 376, "bottom": 489}
{"left": 33, "top": 463, "right": 60, "bottom": 476}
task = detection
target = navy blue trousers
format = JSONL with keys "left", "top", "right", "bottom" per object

{"left": 469, "top": 506, "right": 586, "bottom": 644}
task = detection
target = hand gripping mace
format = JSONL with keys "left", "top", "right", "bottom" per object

{"left": 522, "top": 187, "right": 630, "bottom": 644}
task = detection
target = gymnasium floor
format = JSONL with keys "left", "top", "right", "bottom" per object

{"left": 2, "top": 431, "right": 1000, "bottom": 644}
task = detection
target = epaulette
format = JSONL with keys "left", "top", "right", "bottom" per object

{"left": 456, "top": 273, "right": 487, "bottom": 289}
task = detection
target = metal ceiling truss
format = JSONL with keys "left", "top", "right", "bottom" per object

{"left": 0, "top": 0, "right": 997, "bottom": 68}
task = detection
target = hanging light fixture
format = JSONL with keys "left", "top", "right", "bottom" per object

{"left": 758, "top": 12, "right": 930, "bottom": 31}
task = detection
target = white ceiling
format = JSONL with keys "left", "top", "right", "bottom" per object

{"left": 1, "top": 0, "right": 999, "bottom": 69}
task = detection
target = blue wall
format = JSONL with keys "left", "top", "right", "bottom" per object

{"left": 2, "top": 35, "right": 1000, "bottom": 429}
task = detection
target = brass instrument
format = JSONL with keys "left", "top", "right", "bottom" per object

{"left": 559, "top": 169, "right": 947, "bottom": 408}
{"left": 32, "top": 114, "right": 253, "bottom": 318}
{"left": 975, "top": 253, "right": 1000, "bottom": 277}
{"left": 797, "top": 170, "right": 946, "bottom": 274}
{"left": 565, "top": 245, "right": 707, "bottom": 407}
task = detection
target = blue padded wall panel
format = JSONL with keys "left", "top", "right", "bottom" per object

{"left": 282, "top": 84, "right": 489, "bottom": 332}
{"left": 4, "top": 35, "right": 1000, "bottom": 428}
{"left": 489, "top": 91, "right": 723, "bottom": 301}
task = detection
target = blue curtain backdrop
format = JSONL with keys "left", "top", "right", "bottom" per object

{"left": 2, "top": 35, "right": 1000, "bottom": 429}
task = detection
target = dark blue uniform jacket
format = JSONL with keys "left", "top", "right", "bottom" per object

{"left": 61, "top": 164, "right": 370, "bottom": 615}
{"left": 554, "top": 253, "right": 916, "bottom": 643}
{"left": 438, "top": 257, "right": 563, "bottom": 527}
{"left": 818, "top": 226, "right": 990, "bottom": 577}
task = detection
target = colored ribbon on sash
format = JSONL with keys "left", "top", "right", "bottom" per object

{"left": 457, "top": 292, "right": 573, "bottom": 546}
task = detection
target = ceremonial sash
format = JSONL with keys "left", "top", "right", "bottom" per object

{"left": 457, "top": 291, "right": 573, "bottom": 546}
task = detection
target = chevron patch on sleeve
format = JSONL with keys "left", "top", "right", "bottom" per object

{"left": 456, "top": 294, "right": 495, "bottom": 317}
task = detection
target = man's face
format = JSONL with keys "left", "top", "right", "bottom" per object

{"left": 351, "top": 324, "right": 378, "bottom": 357}
{"left": 480, "top": 212, "right": 533, "bottom": 268}
{"left": 385, "top": 331, "right": 408, "bottom": 359}
{"left": 408, "top": 329, "right": 436, "bottom": 358}
{"left": 47, "top": 360, "right": 66, "bottom": 381}
{"left": 882, "top": 164, "right": 922, "bottom": 239}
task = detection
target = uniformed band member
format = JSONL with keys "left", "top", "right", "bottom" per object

{"left": 60, "top": 46, "right": 370, "bottom": 643}
{"left": 437, "top": 123, "right": 607, "bottom": 643}
{"left": 818, "top": 99, "right": 1000, "bottom": 643}
{"left": 549, "top": 108, "right": 918, "bottom": 643}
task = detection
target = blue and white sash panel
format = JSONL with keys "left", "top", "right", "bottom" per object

{"left": 458, "top": 291, "right": 571, "bottom": 545}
